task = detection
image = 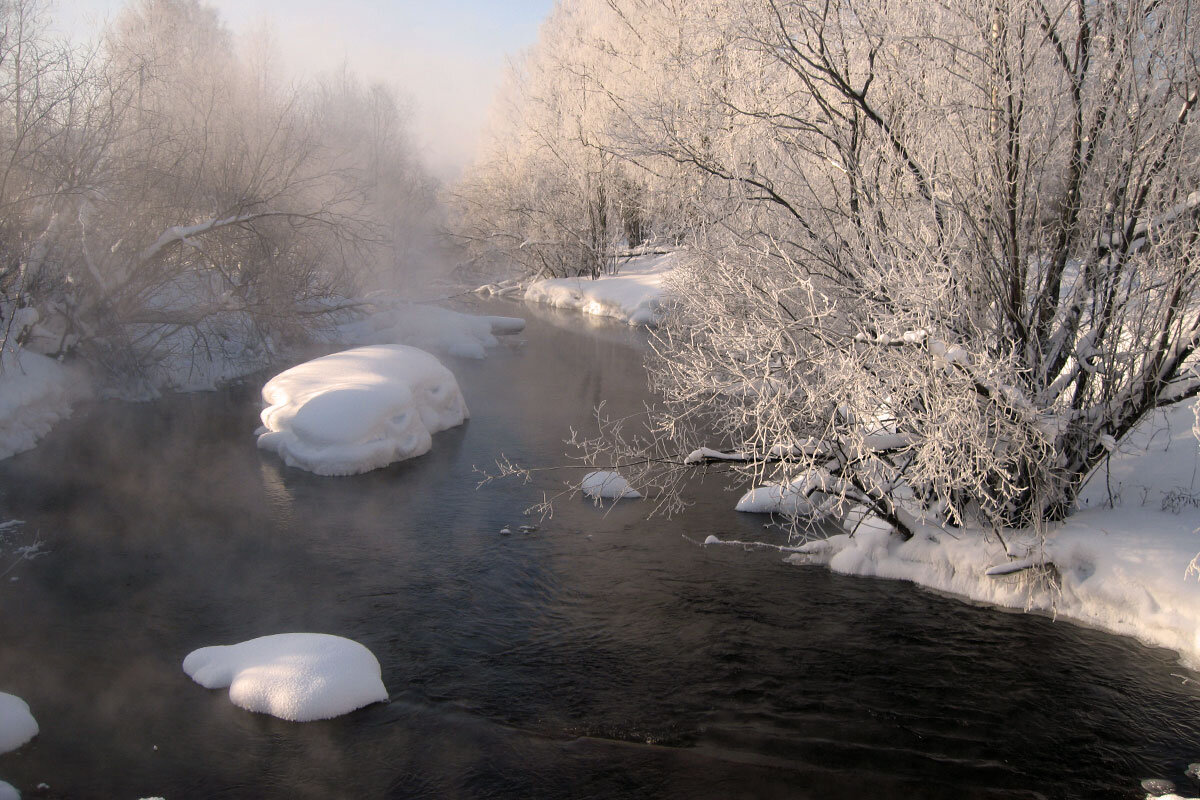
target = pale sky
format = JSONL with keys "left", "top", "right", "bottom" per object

{"left": 56, "top": 0, "right": 556, "bottom": 179}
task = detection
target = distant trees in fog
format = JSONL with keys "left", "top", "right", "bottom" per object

{"left": 459, "top": 0, "right": 1200, "bottom": 533}
{"left": 0, "top": 0, "right": 436, "bottom": 392}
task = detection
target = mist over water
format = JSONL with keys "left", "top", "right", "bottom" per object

{"left": 0, "top": 300, "right": 1198, "bottom": 799}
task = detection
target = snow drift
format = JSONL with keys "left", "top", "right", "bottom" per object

{"left": 183, "top": 633, "right": 388, "bottom": 722}
{"left": 256, "top": 345, "right": 468, "bottom": 476}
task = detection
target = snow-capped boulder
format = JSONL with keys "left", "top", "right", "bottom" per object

{"left": 581, "top": 470, "right": 642, "bottom": 500}
{"left": 257, "top": 345, "right": 468, "bottom": 476}
{"left": 735, "top": 471, "right": 829, "bottom": 516}
{"left": 183, "top": 633, "right": 388, "bottom": 722}
{"left": 0, "top": 693, "right": 37, "bottom": 753}
{"left": 736, "top": 482, "right": 813, "bottom": 516}
{"left": 0, "top": 779, "right": 18, "bottom": 800}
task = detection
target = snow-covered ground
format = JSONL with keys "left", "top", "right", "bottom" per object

{"left": 0, "top": 348, "right": 87, "bottom": 461}
{"left": 711, "top": 402, "right": 1200, "bottom": 669}
{"left": 524, "top": 252, "right": 675, "bottom": 326}
{"left": 257, "top": 345, "right": 469, "bottom": 476}
{"left": 183, "top": 633, "right": 388, "bottom": 722}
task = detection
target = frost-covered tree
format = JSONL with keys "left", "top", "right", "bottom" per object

{"left": 451, "top": 0, "right": 669, "bottom": 279}
{"left": 475, "top": 0, "right": 1200, "bottom": 537}
{"left": 0, "top": 0, "right": 436, "bottom": 393}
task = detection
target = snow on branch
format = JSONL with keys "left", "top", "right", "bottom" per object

{"left": 138, "top": 214, "right": 259, "bottom": 264}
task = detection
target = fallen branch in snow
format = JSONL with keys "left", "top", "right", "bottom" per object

{"left": 985, "top": 555, "right": 1051, "bottom": 577}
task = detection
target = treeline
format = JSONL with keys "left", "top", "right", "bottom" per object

{"left": 456, "top": 0, "right": 1200, "bottom": 533}
{"left": 0, "top": 0, "right": 436, "bottom": 392}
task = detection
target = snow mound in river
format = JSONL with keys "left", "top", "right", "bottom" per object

{"left": 581, "top": 470, "right": 642, "bottom": 500}
{"left": 183, "top": 633, "right": 388, "bottom": 722}
{"left": 257, "top": 345, "right": 468, "bottom": 476}
{"left": 735, "top": 472, "right": 831, "bottom": 517}
{"left": 0, "top": 692, "right": 37, "bottom": 753}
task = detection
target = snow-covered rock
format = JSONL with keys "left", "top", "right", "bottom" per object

{"left": 0, "top": 692, "right": 37, "bottom": 753}
{"left": 0, "top": 348, "right": 86, "bottom": 461}
{"left": 581, "top": 470, "right": 642, "bottom": 500}
{"left": 525, "top": 252, "right": 674, "bottom": 326}
{"left": 0, "top": 779, "right": 18, "bottom": 800}
{"left": 735, "top": 472, "right": 831, "bottom": 516}
{"left": 183, "top": 633, "right": 388, "bottom": 722}
{"left": 736, "top": 483, "right": 806, "bottom": 515}
{"left": 1143, "top": 778, "right": 1177, "bottom": 797}
{"left": 257, "top": 345, "right": 468, "bottom": 476}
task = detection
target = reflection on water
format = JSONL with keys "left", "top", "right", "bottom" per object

{"left": 0, "top": 299, "right": 1198, "bottom": 799}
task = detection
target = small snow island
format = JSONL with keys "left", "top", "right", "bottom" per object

{"left": 256, "top": 344, "right": 468, "bottom": 476}
{"left": 183, "top": 633, "right": 388, "bottom": 722}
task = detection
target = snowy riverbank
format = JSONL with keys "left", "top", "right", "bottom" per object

{"left": 513, "top": 250, "right": 1200, "bottom": 672}
{"left": 0, "top": 350, "right": 88, "bottom": 462}
{"left": 761, "top": 401, "right": 1200, "bottom": 669}
{"left": 523, "top": 252, "right": 674, "bottom": 326}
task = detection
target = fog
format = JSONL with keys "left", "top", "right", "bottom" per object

{"left": 0, "top": 0, "right": 555, "bottom": 396}
{"left": 56, "top": 0, "right": 554, "bottom": 180}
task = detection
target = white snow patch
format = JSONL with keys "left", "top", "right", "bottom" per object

{"left": 736, "top": 473, "right": 830, "bottom": 517}
{"left": 524, "top": 253, "right": 674, "bottom": 326}
{"left": 684, "top": 447, "right": 751, "bottom": 465}
{"left": 337, "top": 297, "right": 524, "bottom": 360}
{"left": 783, "top": 402, "right": 1200, "bottom": 668}
{"left": 0, "top": 348, "right": 87, "bottom": 461}
{"left": 581, "top": 470, "right": 642, "bottom": 500}
{"left": 257, "top": 345, "right": 468, "bottom": 476}
{"left": 0, "top": 780, "right": 17, "bottom": 800}
{"left": 183, "top": 633, "right": 388, "bottom": 722}
{"left": 473, "top": 278, "right": 525, "bottom": 299}
{"left": 0, "top": 693, "right": 37, "bottom": 754}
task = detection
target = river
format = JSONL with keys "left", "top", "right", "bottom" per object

{"left": 0, "top": 300, "right": 1198, "bottom": 799}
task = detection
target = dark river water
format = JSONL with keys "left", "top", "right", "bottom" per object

{"left": 1, "top": 301, "right": 1199, "bottom": 800}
